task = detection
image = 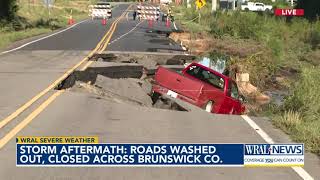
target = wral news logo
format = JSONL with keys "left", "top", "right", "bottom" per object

{"left": 244, "top": 144, "right": 304, "bottom": 156}
{"left": 243, "top": 144, "right": 304, "bottom": 167}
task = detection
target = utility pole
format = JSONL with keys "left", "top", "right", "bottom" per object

{"left": 212, "top": 0, "right": 217, "bottom": 12}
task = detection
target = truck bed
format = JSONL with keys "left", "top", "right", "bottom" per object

{"left": 154, "top": 66, "right": 204, "bottom": 101}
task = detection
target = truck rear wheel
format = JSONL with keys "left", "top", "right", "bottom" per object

{"left": 204, "top": 101, "right": 213, "bottom": 113}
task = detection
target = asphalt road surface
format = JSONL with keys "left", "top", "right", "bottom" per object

{"left": 0, "top": 3, "right": 319, "bottom": 180}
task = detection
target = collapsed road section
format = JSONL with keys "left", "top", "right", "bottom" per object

{"left": 55, "top": 52, "right": 197, "bottom": 112}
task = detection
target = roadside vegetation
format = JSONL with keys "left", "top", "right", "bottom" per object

{"left": 0, "top": 0, "right": 97, "bottom": 49}
{"left": 172, "top": 1, "right": 320, "bottom": 154}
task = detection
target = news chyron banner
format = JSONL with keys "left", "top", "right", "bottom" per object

{"left": 16, "top": 137, "right": 304, "bottom": 167}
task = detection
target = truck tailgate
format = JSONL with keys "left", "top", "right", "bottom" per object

{"left": 155, "top": 66, "right": 203, "bottom": 101}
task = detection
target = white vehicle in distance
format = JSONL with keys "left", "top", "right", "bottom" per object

{"left": 241, "top": 2, "right": 273, "bottom": 12}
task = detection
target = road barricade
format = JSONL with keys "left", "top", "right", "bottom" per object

{"left": 137, "top": 5, "right": 160, "bottom": 21}
{"left": 89, "top": 4, "right": 112, "bottom": 19}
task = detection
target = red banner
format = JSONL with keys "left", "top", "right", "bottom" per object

{"left": 274, "top": 9, "right": 304, "bottom": 16}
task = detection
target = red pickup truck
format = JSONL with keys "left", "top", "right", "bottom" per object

{"left": 151, "top": 62, "right": 245, "bottom": 115}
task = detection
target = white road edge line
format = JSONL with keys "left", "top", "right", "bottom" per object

{"left": 241, "top": 115, "right": 314, "bottom": 180}
{"left": 0, "top": 19, "right": 89, "bottom": 55}
{"left": 126, "top": 12, "right": 129, "bottom": 21}
{"left": 108, "top": 20, "right": 143, "bottom": 45}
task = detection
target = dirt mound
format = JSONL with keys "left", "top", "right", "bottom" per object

{"left": 210, "top": 37, "right": 264, "bottom": 58}
{"left": 169, "top": 32, "right": 264, "bottom": 57}
{"left": 169, "top": 32, "right": 191, "bottom": 42}
{"left": 236, "top": 73, "right": 271, "bottom": 114}
{"left": 169, "top": 32, "right": 211, "bottom": 55}
{"left": 238, "top": 81, "right": 270, "bottom": 103}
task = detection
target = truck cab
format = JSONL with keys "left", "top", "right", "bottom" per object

{"left": 183, "top": 63, "right": 244, "bottom": 114}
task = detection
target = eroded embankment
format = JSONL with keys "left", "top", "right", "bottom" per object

{"left": 169, "top": 31, "right": 291, "bottom": 113}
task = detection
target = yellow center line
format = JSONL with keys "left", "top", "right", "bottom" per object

{"left": 97, "top": 5, "right": 133, "bottom": 53}
{"left": 79, "top": 19, "right": 118, "bottom": 71}
{"left": 80, "top": 17, "right": 121, "bottom": 71}
{"left": 0, "top": 4, "right": 134, "bottom": 150}
{"left": 80, "top": 6, "right": 131, "bottom": 71}
{"left": 100, "top": 16, "right": 122, "bottom": 52}
{"left": 86, "top": 13, "right": 124, "bottom": 58}
{"left": 0, "top": 90, "right": 65, "bottom": 149}
{"left": 0, "top": 5, "right": 132, "bottom": 130}
{"left": 0, "top": 58, "right": 86, "bottom": 129}
{"left": 94, "top": 18, "right": 119, "bottom": 52}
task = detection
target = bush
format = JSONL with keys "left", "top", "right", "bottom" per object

{"left": 0, "top": 0, "right": 18, "bottom": 20}
{"left": 272, "top": 0, "right": 290, "bottom": 8}
{"left": 210, "top": 11, "right": 264, "bottom": 39}
{"left": 272, "top": 67, "right": 320, "bottom": 154}
{"left": 275, "top": 111, "right": 320, "bottom": 154}
{"left": 305, "top": 25, "right": 320, "bottom": 49}
{"left": 0, "top": 16, "right": 32, "bottom": 31}
{"left": 277, "top": 110, "right": 302, "bottom": 130}
{"left": 35, "top": 18, "right": 61, "bottom": 30}
{"left": 296, "top": 0, "right": 320, "bottom": 20}
{"left": 283, "top": 67, "right": 320, "bottom": 119}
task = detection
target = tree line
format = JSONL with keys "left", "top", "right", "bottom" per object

{"left": 296, "top": 0, "right": 320, "bottom": 20}
{"left": 0, "top": 0, "right": 18, "bottom": 20}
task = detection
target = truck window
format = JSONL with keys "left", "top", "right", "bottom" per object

{"left": 185, "top": 65, "right": 225, "bottom": 90}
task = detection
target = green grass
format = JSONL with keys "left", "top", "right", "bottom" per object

{"left": 0, "top": 28, "right": 50, "bottom": 48}
{"left": 172, "top": 4, "right": 320, "bottom": 154}
{"left": 0, "top": 0, "right": 96, "bottom": 49}
{"left": 273, "top": 67, "right": 320, "bottom": 154}
{"left": 173, "top": 4, "right": 212, "bottom": 33}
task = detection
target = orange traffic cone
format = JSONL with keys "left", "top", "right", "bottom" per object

{"left": 102, "top": 17, "right": 107, "bottom": 25}
{"left": 68, "top": 16, "right": 75, "bottom": 25}
{"left": 166, "top": 18, "right": 170, "bottom": 28}
{"left": 148, "top": 19, "right": 153, "bottom": 28}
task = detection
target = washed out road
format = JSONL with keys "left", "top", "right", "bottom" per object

{"left": 0, "top": 3, "right": 319, "bottom": 180}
